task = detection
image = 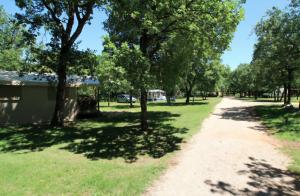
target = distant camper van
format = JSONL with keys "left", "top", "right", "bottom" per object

{"left": 147, "top": 89, "right": 166, "bottom": 101}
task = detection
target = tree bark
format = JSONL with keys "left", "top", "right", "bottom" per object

{"left": 139, "top": 29, "right": 150, "bottom": 132}
{"left": 166, "top": 95, "right": 171, "bottom": 105}
{"left": 140, "top": 89, "right": 148, "bottom": 131}
{"left": 287, "top": 70, "right": 292, "bottom": 105}
{"left": 283, "top": 84, "right": 287, "bottom": 105}
{"left": 107, "top": 92, "right": 110, "bottom": 107}
{"left": 276, "top": 88, "right": 280, "bottom": 102}
{"left": 185, "top": 77, "right": 195, "bottom": 105}
{"left": 129, "top": 91, "right": 133, "bottom": 108}
{"left": 51, "top": 49, "right": 67, "bottom": 126}
{"left": 185, "top": 87, "right": 192, "bottom": 104}
{"left": 47, "top": 2, "right": 95, "bottom": 127}
{"left": 97, "top": 88, "right": 100, "bottom": 112}
{"left": 254, "top": 91, "right": 258, "bottom": 100}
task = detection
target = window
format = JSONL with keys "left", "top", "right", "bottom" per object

{"left": 0, "top": 85, "right": 22, "bottom": 101}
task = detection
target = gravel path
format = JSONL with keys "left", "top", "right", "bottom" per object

{"left": 145, "top": 98, "right": 300, "bottom": 196}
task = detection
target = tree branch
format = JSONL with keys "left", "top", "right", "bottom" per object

{"left": 65, "top": 2, "right": 75, "bottom": 37}
{"left": 69, "top": 1, "right": 95, "bottom": 46}
{"left": 75, "top": 4, "right": 82, "bottom": 22}
{"left": 41, "top": 0, "right": 65, "bottom": 32}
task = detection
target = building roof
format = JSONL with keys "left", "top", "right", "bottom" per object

{"left": 148, "top": 89, "right": 165, "bottom": 93}
{"left": 0, "top": 70, "right": 100, "bottom": 87}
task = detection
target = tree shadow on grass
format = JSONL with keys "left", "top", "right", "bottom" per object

{"left": 99, "top": 100, "right": 209, "bottom": 110}
{"left": 205, "top": 157, "right": 300, "bottom": 195}
{"left": 147, "top": 101, "right": 208, "bottom": 107}
{"left": 0, "top": 111, "right": 187, "bottom": 162}
{"left": 100, "top": 104, "right": 140, "bottom": 110}
{"left": 256, "top": 105, "right": 300, "bottom": 135}
{"left": 237, "top": 98, "right": 279, "bottom": 103}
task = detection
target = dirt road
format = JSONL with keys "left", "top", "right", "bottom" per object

{"left": 145, "top": 98, "right": 300, "bottom": 196}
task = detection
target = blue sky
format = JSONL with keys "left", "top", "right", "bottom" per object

{"left": 222, "top": 0, "right": 289, "bottom": 69}
{"left": 1, "top": 0, "right": 290, "bottom": 69}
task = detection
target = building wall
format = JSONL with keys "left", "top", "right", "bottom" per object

{"left": 0, "top": 85, "right": 78, "bottom": 124}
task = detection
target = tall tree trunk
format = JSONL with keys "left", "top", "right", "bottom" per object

{"left": 166, "top": 95, "right": 171, "bottom": 105}
{"left": 287, "top": 85, "right": 291, "bottom": 105}
{"left": 107, "top": 92, "right": 110, "bottom": 107}
{"left": 276, "top": 88, "right": 280, "bottom": 102}
{"left": 129, "top": 90, "right": 133, "bottom": 108}
{"left": 185, "top": 78, "right": 195, "bottom": 105}
{"left": 254, "top": 91, "right": 258, "bottom": 100}
{"left": 140, "top": 89, "right": 148, "bottom": 131}
{"left": 185, "top": 87, "right": 192, "bottom": 104}
{"left": 283, "top": 84, "right": 287, "bottom": 105}
{"left": 51, "top": 49, "right": 68, "bottom": 127}
{"left": 139, "top": 30, "right": 150, "bottom": 132}
{"left": 97, "top": 88, "right": 100, "bottom": 112}
{"left": 287, "top": 70, "right": 292, "bottom": 105}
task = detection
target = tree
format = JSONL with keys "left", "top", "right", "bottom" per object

{"left": 15, "top": 0, "right": 103, "bottom": 126}
{"left": 31, "top": 46, "right": 98, "bottom": 75}
{"left": 0, "top": 6, "right": 28, "bottom": 71}
{"left": 157, "top": 34, "right": 192, "bottom": 104}
{"left": 105, "top": 0, "right": 244, "bottom": 131}
{"left": 218, "top": 65, "right": 231, "bottom": 97}
{"left": 196, "top": 60, "right": 225, "bottom": 99}
{"left": 178, "top": 37, "right": 227, "bottom": 104}
{"left": 229, "top": 63, "right": 255, "bottom": 97}
{"left": 102, "top": 37, "right": 153, "bottom": 108}
{"left": 97, "top": 51, "right": 130, "bottom": 107}
{"left": 253, "top": 5, "right": 300, "bottom": 105}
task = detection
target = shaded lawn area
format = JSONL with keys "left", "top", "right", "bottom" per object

{"left": 255, "top": 105, "right": 300, "bottom": 175}
{"left": 0, "top": 98, "right": 221, "bottom": 195}
{"left": 237, "top": 96, "right": 300, "bottom": 106}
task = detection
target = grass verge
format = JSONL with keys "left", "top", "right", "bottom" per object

{"left": 255, "top": 105, "right": 300, "bottom": 174}
{"left": 0, "top": 98, "right": 221, "bottom": 195}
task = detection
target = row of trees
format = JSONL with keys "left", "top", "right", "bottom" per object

{"left": 0, "top": 6, "right": 28, "bottom": 71}
{"left": 228, "top": 1, "right": 300, "bottom": 106}
{"left": 1, "top": 1, "right": 244, "bottom": 131}
{"left": 99, "top": 0, "right": 244, "bottom": 131}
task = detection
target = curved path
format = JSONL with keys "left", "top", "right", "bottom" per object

{"left": 145, "top": 98, "right": 300, "bottom": 196}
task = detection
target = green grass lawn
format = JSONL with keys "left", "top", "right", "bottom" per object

{"left": 255, "top": 105, "right": 300, "bottom": 174}
{"left": 237, "top": 96, "right": 300, "bottom": 105}
{"left": 0, "top": 98, "right": 221, "bottom": 195}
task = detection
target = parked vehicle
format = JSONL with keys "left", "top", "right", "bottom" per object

{"left": 117, "top": 94, "right": 137, "bottom": 103}
{"left": 147, "top": 89, "right": 166, "bottom": 101}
